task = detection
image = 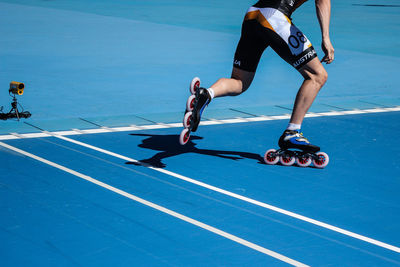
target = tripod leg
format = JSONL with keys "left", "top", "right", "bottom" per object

{"left": 9, "top": 101, "right": 20, "bottom": 120}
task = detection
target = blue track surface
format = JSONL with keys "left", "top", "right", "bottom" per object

{"left": 1, "top": 0, "right": 400, "bottom": 266}
{"left": 1, "top": 112, "right": 400, "bottom": 265}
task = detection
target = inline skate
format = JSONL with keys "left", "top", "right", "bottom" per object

{"left": 179, "top": 77, "right": 211, "bottom": 145}
{"left": 264, "top": 129, "right": 329, "bottom": 168}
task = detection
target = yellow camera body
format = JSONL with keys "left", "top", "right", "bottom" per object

{"left": 9, "top": 81, "right": 25, "bottom": 95}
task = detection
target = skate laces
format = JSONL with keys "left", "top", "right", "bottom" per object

{"left": 296, "top": 132, "right": 311, "bottom": 143}
{"left": 286, "top": 130, "right": 309, "bottom": 143}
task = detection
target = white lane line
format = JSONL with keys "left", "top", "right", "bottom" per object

{"left": 10, "top": 132, "right": 25, "bottom": 139}
{"left": 0, "top": 107, "right": 399, "bottom": 141}
{"left": 0, "top": 141, "right": 307, "bottom": 267}
{"left": 45, "top": 134, "right": 400, "bottom": 254}
{"left": 0, "top": 135, "right": 18, "bottom": 140}
{"left": 341, "top": 110, "right": 367, "bottom": 115}
{"left": 385, "top": 107, "right": 400, "bottom": 112}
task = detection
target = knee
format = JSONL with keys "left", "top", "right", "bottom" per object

{"left": 229, "top": 76, "right": 251, "bottom": 93}
{"left": 240, "top": 78, "right": 252, "bottom": 91}
{"left": 305, "top": 67, "right": 328, "bottom": 89}
{"left": 218, "top": 78, "right": 233, "bottom": 85}
{"left": 314, "top": 68, "right": 328, "bottom": 88}
{"left": 230, "top": 67, "right": 255, "bottom": 93}
{"left": 217, "top": 77, "right": 245, "bottom": 96}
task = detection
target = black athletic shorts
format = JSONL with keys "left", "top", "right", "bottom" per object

{"left": 233, "top": 7, "right": 317, "bottom": 72}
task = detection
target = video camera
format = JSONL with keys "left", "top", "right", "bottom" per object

{"left": 9, "top": 81, "right": 25, "bottom": 95}
{"left": 0, "top": 81, "right": 31, "bottom": 120}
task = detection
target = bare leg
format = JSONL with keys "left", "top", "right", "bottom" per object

{"left": 210, "top": 67, "right": 255, "bottom": 98}
{"left": 290, "top": 57, "right": 328, "bottom": 125}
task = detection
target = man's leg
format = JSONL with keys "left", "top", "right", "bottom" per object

{"left": 209, "top": 67, "right": 255, "bottom": 98}
{"left": 277, "top": 57, "right": 327, "bottom": 152}
{"left": 290, "top": 57, "right": 328, "bottom": 125}
{"left": 187, "top": 67, "right": 255, "bottom": 133}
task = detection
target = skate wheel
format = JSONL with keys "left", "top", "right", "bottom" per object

{"left": 183, "top": 111, "right": 193, "bottom": 128}
{"left": 264, "top": 149, "right": 279, "bottom": 165}
{"left": 296, "top": 155, "right": 312, "bottom": 167}
{"left": 279, "top": 153, "right": 295, "bottom": 166}
{"left": 186, "top": 95, "right": 196, "bottom": 111}
{"left": 313, "top": 152, "right": 329, "bottom": 168}
{"left": 179, "top": 128, "right": 191, "bottom": 145}
{"left": 190, "top": 77, "right": 201, "bottom": 95}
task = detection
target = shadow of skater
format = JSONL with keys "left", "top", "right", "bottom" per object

{"left": 126, "top": 133, "right": 264, "bottom": 168}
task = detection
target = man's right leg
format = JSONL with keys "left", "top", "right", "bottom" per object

{"left": 188, "top": 67, "right": 255, "bottom": 133}
{"left": 209, "top": 16, "right": 265, "bottom": 98}
{"left": 209, "top": 67, "right": 255, "bottom": 98}
{"left": 189, "top": 13, "right": 261, "bottom": 132}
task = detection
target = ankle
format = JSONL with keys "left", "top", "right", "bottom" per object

{"left": 287, "top": 123, "right": 301, "bottom": 131}
{"left": 207, "top": 88, "right": 215, "bottom": 100}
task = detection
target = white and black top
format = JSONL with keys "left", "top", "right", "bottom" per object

{"left": 253, "top": 0, "right": 308, "bottom": 17}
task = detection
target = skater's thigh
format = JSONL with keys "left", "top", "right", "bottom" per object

{"left": 262, "top": 11, "right": 317, "bottom": 71}
{"left": 233, "top": 19, "right": 268, "bottom": 73}
{"left": 231, "top": 67, "right": 255, "bottom": 91}
{"left": 298, "top": 57, "right": 327, "bottom": 80}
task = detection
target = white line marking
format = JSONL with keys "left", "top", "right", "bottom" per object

{"left": 341, "top": 110, "right": 367, "bottom": 115}
{"left": 219, "top": 118, "right": 248, "bottom": 124}
{"left": 167, "top": 123, "right": 183, "bottom": 127}
{"left": 10, "top": 132, "right": 25, "bottom": 139}
{"left": 236, "top": 117, "right": 254, "bottom": 122}
{"left": 0, "top": 107, "right": 399, "bottom": 141}
{"left": 0, "top": 135, "right": 18, "bottom": 140}
{"left": 40, "top": 133, "right": 400, "bottom": 254}
{"left": 156, "top": 122, "right": 174, "bottom": 128}
{"left": 385, "top": 107, "right": 400, "bottom": 112}
{"left": 56, "top": 130, "right": 83, "bottom": 136}
{"left": 317, "top": 111, "right": 344, "bottom": 116}
{"left": 269, "top": 114, "right": 292, "bottom": 120}
{"left": 247, "top": 116, "right": 274, "bottom": 122}
{"left": 81, "top": 128, "right": 111, "bottom": 134}
{"left": 129, "top": 125, "right": 145, "bottom": 130}
{"left": 24, "top": 132, "right": 52, "bottom": 138}
{"left": 101, "top": 126, "right": 116, "bottom": 132}
{"left": 0, "top": 141, "right": 307, "bottom": 267}
{"left": 202, "top": 119, "right": 223, "bottom": 125}
{"left": 140, "top": 124, "right": 169, "bottom": 130}
{"left": 72, "top": 128, "right": 86, "bottom": 134}
{"left": 363, "top": 108, "right": 387, "bottom": 113}
{"left": 304, "top": 113, "right": 322, "bottom": 118}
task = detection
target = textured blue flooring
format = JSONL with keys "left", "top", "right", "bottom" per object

{"left": 0, "top": 0, "right": 399, "bottom": 123}
{"left": 1, "top": 0, "right": 400, "bottom": 265}
{"left": 1, "top": 112, "right": 400, "bottom": 266}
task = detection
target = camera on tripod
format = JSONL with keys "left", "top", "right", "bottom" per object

{"left": 0, "top": 81, "right": 31, "bottom": 121}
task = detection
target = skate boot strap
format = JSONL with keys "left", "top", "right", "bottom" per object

{"left": 283, "top": 131, "right": 310, "bottom": 144}
{"left": 279, "top": 130, "right": 320, "bottom": 152}
{"left": 198, "top": 88, "right": 212, "bottom": 102}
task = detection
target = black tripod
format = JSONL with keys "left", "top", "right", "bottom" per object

{"left": 0, "top": 94, "right": 31, "bottom": 120}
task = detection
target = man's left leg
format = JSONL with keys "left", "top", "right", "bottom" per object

{"left": 290, "top": 57, "right": 328, "bottom": 126}
{"left": 278, "top": 57, "right": 328, "bottom": 152}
